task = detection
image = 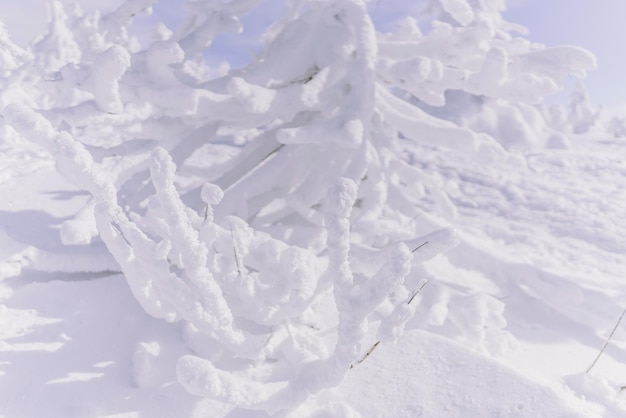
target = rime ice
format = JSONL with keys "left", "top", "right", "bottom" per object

{"left": 0, "top": 0, "right": 613, "bottom": 416}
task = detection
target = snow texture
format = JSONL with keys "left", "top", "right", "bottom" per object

{"left": 1, "top": 0, "right": 625, "bottom": 417}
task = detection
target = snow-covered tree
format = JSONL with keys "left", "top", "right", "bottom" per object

{"left": 608, "top": 115, "right": 626, "bottom": 138}
{"left": 567, "top": 80, "right": 600, "bottom": 134}
{"left": 1, "top": 0, "right": 596, "bottom": 413}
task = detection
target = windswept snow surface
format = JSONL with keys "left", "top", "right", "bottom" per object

{"left": 3, "top": 129, "right": 626, "bottom": 417}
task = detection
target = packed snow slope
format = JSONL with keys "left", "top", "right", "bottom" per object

{"left": 2, "top": 129, "right": 626, "bottom": 417}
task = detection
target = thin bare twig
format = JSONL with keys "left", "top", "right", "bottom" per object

{"left": 350, "top": 341, "right": 381, "bottom": 369}
{"left": 230, "top": 227, "right": 244, "bottom": 278}
{"left": 357, "top": 341, "right": 380, "bottom": 364}
{"left": 412, "top": 241, "right": 429, "bottom": 253}
{"left": 407, "top": 280, "right": 429, "bottom": 305}
{"left": 586, "top": 306, "right": 626, "bottom": 374}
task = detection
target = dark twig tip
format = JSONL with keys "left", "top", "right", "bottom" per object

{"left": 412, "top": 241, "right": 429, "bottom": 253}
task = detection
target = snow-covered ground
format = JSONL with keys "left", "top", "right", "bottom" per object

{"left": 3, "top": 1, "right": 626, "bottom": 417}
{"left": 3, "top": 128, "right": 626, "bottom": 417}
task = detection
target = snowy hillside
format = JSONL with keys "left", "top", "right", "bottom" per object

{"left": 1, "top": 0, "right": 626, "bottom": 417}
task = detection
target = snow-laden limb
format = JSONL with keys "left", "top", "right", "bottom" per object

{"left": 0, "top": 0, "right": 601, "bottom": 413}
{"left": 1, "top": 0, "right": 597, "bottom": 250}
{"left": 175, "top": 0, "right": 264, "bottom": 55}
{"left": 31, "top": 1, "right": 81, "bottom": 75}
{"left": 438, "top": 0, "right": 474, "bottom": 26}
{"left": 377, "top": 2, "right": 596, "bottom": 152}
{"left": 0, "top": 24, "right": 30, "bottom": 89}
{"left": 5, "top": 101, "right": 450, "bottom": 412}
{"left": 5, "top": 105, "right": 246, "bottom": 349}
{"left": 86, "top": 45, "right": 131, "bottom": 113}
{"left": 176, "top": 178, "right": 434, "bottom": 413}
{"left": 177, "top": 355, "right": 293, "bottom": 410}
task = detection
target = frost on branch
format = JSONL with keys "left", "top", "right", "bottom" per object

{"left": 1, "top": 0, "right": 596, "bottom": 245}
{"left": 391, "top": 0, "right": 596, "bottom": 152}
{"left": 5, "top": 103, "right": 454, "bottom": 412}
{"left": 176, "top": 177, "right": 429, "bottom": 413}
{"left": 0, "top": 0, "right": 598, "bottom": 413}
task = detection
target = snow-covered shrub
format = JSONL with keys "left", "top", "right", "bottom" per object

{"left": 0, "top": 0, "right": 597, "bottom": 413}
{"left": 393, "top": 1, "right": 596, "bottom": 152}
{"left": 567, "top": 81, "right": 600, "bottom": 134}
{"left": 5, "top": 103, "right": 459, "bottom": 412}
{"left": 543, "top": 81, "right": 601, "bottom": 136}
{"left": 608, "top": 116, "right": 626, "bottom": 138}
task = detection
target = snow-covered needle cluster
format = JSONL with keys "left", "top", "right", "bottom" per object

{"left": 0, "top": 0, "right": 597, "bottom": 413}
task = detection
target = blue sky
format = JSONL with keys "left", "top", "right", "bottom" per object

{"left": 0, "top": 0, "right": 623, "bottom": 107}
{"left": 504, "top": 0, "right": 626, "bottom": 107}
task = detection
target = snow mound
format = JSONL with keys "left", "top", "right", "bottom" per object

{"left": 342, "top": 330, "right": 588, "bottom": 418}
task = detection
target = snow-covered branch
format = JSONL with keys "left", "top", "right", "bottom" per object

{"left": 0, "top": 0, "right": 599, "bottom": 413}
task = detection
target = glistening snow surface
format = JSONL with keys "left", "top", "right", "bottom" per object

{"left": 2, "top": 0, "right": 626, "bottom": 417}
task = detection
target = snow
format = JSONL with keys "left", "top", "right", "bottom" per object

{"left": 6, "top": 124, "right": 626, "bottom": 418}
{"left": 3, "top": 1, "right": 626, "bottom": 417}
